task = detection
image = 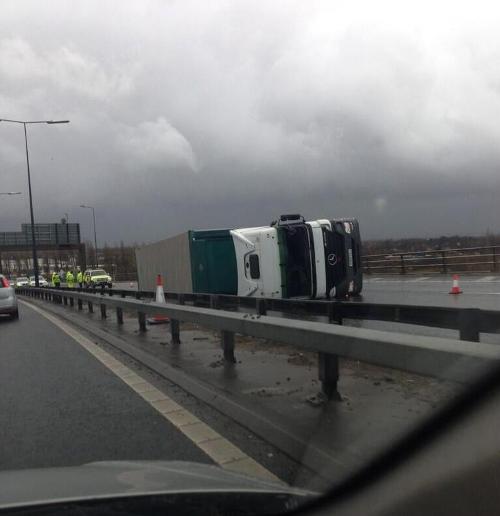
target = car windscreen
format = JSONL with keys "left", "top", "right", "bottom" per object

{"left": 91, "top": 270, "right": 107, "bottom": 276}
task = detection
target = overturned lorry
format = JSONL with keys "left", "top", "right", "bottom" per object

{"left": 135, "top": 214, "right": 362, "bottom": 299}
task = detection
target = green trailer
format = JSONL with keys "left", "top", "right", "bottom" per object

{"left": 135, "top": 229, "right": 238, "bottom": 294}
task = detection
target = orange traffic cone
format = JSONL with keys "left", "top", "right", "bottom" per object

{"left": 449, "top": 274, "right": 462, "bottom": 295}
{"left": 147, "top": 274, "right": 170, "bottom": 324}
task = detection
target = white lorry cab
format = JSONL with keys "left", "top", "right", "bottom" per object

{"left": 231, "top": 214, "right": 362, "bottom": 299}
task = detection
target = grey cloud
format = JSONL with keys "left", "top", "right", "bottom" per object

{"left": 1, "top": 0, "right": 500, "bottom": 245}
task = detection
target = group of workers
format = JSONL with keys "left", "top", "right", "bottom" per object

{"left": 51, "top": 268, "right": 90, "bottom": 288}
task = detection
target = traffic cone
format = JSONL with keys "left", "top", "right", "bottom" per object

{"left": 449, "top": 274, "right": 462, "bottom": 295}
{"left": 147, "top": 274, "right": 170, "bottom": 324}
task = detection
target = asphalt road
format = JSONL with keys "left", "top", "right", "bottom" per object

{"left": 360, "top": 275, "right": 500, "bottom": 310}
{"left": 0, "top": 302, "right": 211, "bottom": 470}
{"left": 115, "top": 275, "right": 500, "bottom": 310}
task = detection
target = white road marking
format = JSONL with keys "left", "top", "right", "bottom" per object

{"left": 20, "top": 299, "right": 281, "bottom": 483}
{"left": 365, "top": 276, "right": 500, "bottom": 285}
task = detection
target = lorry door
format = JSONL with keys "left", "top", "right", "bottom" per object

{"left": 307, "top": 221, "right": 327, "bottom": 298}
{"left": 190, "top": 230, "right": 238, "bottom": 294}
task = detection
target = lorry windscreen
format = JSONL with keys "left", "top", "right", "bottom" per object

{"left": 279, "top": 225, "right": 312, "bottom": 298}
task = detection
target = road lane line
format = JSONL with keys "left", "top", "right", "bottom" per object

{"left": 19, "top": 299, "right": 281, "bottom": 483}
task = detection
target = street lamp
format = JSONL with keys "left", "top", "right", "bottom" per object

{"left": 80, "top": 204, "right": 98, "bottom": 267}
{"left": 0, "top": 118, "right": 69, "bottom": 286}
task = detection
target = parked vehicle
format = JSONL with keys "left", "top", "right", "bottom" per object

{"left": 0, "top": 274, "right": 19, "bottom": 319}
{"left": 29, "top": 276, "right": 49, "bottom": 287}
{"left": 136, "top": 214, "right": 362, "bottom": 298}
{"left": 84, "top": 269, "right": 113, "bottom": 288}
{"left": 14, "top": 276, "right": 30, "bottom": 288}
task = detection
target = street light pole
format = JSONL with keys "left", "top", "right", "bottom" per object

{"left": 80, "top": 205, "right": 98, "bottom": 267}
{"left": 0, "top": 118, "right": 69, "bottom": 287}
{"left": 23, "top": 122, "right": 40, "bottom": 287}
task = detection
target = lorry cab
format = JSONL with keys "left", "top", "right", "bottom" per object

{"left": 232, "top": 214, "right": 362, "bottom": 299}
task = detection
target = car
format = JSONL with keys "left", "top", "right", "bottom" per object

{"left": 84, "top": 269, "right": 113, "bottom": 288}
{"left": 14, "top": 276, "right": 30, "bottom": 288}
{"left": 0, "top": 274, "right": 18, "bottom": 320}
{"left": 28, "top": 276, "right": 49, "bottom": 287}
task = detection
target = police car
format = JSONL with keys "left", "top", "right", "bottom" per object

{"left": 84, "top": 269, "right": 113, "bottom": 288}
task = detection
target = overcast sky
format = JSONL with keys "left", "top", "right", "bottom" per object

{"left": 1, "top": 0, "right": 499, "bottom": 245}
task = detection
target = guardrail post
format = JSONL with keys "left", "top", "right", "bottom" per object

{"left": 400, "top": 254, "right": 406, "bottom": 275}
{"left": 459, "top": 309, "right": 480, "bottom": 342}
{"left": 441, "top": 250, "right": 447, "bottom": 274}
{"left": 320, "top": 303, "right": 342, "bottom": 400}
{"left": 256, "top": 299, "right": 267, "bottom": 315}
{"left": 138, "top": 312, "right": 147, "bottom": 332}
{"left": 493, "top": 247, "right": 497, "bottom": 272}
{"left": 69, "top": 297, "right": 74, "bottom": 307}
{"left": 78, "top": 299, "right": 83, "bottom": 310}
{"left": 169, "top": 295, "right": 184, "bottom": 344}
{"left": 63, "top": 296, "right": 68, "bottom": 306}
{"left": 222, "top": 331, "right": 236, "bottom": 363}
{"left": 116, "top": 307, "right": 123, "bottom": 325}
{"left": 100, "top": 304, "right": 107, "bottom": 319}
{"left": 318, "top": 353, "right": 340, "bottom": 400}
{"left": 88, "top": 301, "right": 93, "bottom": 313}
{"left": 121, "top": 291, "right": 126, "bottom": 298}
{"left": 210, "top": 295, "right": 235, "bottom": 360}
{"left": 171, "top": 319, "right": 181, "bottom": 344}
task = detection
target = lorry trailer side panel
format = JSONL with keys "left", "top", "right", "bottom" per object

{"left": 135, "top": 232, "right": 193, "bottom": 292}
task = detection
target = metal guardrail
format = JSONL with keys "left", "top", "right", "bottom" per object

{"left": 34, "top": 286, "right": 500, "bottom": 342}
{"left": 18, "top": 287, "right": 500, "bottom": 400}
{"left": 363, "top": 245, "right": 500, "bottom": 274}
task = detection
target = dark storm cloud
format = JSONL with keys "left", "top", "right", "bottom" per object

{"left": 1, "top": 0, "right": 499, "bottom": 243}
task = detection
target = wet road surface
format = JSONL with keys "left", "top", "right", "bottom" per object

{"left": 0, "top": 302, "right": 211, "bottom": 470}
